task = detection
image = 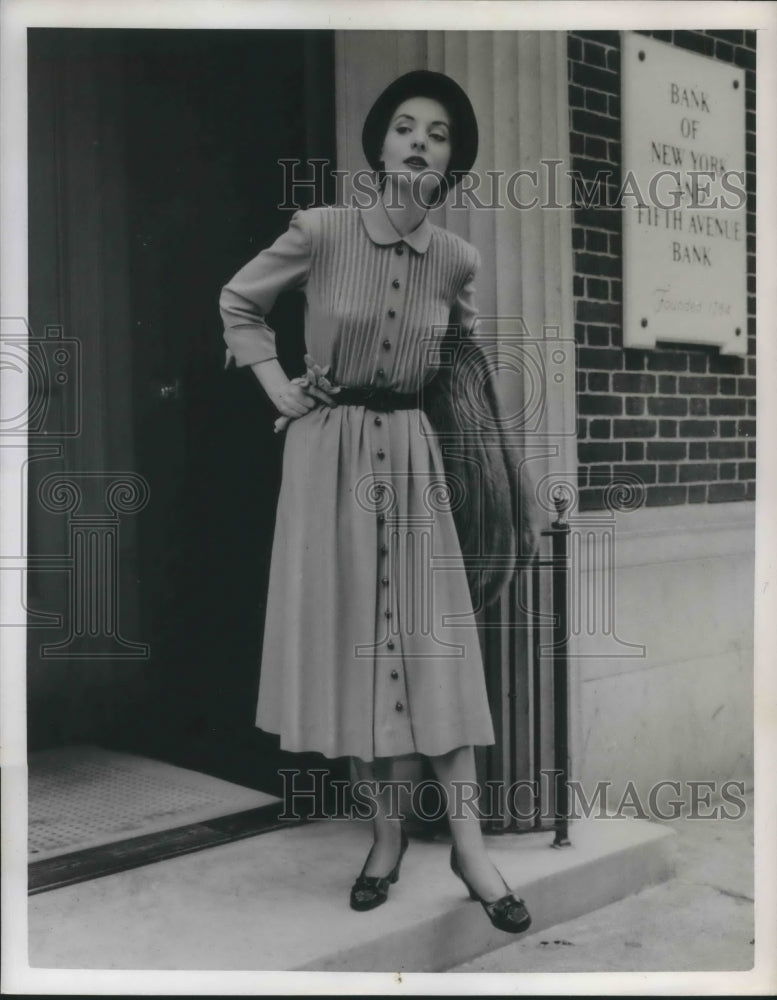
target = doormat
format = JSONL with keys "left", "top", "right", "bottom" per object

{"left": 28, "top": 745, "right": 279, "bottom": 862}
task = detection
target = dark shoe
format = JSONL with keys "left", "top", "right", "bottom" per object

{"left": 349, "top": 827, "right": 409, "bottom": 912}
{"left": 450, "top": 846, "right": 532, "bottom": 934}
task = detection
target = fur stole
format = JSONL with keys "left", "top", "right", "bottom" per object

{"left": 421, "top": 332, "right": 540, "bottom": 609}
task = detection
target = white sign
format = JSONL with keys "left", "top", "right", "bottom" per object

{"left": 622, "top": 33, "right": 747, "bottom": 356}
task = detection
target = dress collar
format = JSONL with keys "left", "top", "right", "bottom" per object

{"left": 359, "top": 197, "right": 433, "bottom": 254}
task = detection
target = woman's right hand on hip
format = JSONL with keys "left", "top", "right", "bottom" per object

{"left": 268, "top": 380, "right": 319, "bottom": 419}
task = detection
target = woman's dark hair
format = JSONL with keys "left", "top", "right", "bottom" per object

{"left": 361, "top": 69, "right": 479, "bottom": 205}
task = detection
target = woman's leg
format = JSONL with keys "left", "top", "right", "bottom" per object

{"left": 352, "top": 755, "right": 404, "bottom": 876}
{"left": 428, "top": 744, "right": 508, "bottom": 902}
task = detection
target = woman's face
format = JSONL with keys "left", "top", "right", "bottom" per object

{"left": 380, "top": 96, "right": 452, "bottom": 205}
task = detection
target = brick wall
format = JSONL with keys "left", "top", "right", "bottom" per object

{"left": 568, "top": 29, "right": 756, "bottom": 510}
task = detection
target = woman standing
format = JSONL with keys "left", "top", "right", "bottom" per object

{"left": 220, "top": 70, "right": 535, "bottom": 933}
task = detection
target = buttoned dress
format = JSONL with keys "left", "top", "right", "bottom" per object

{"left": 220, "top": 200, "right": 496, "bottom": 762}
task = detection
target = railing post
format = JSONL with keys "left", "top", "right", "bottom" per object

{"left": 543, "top": 489, "right": 572, "bottom": 847}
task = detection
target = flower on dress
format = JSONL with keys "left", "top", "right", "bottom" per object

{"left": 273, "top": 354, "right": 342, "bottom": 433}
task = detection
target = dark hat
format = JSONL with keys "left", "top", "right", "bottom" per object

{"left": 361, "top": 69, "right": 478, "bottom": 189}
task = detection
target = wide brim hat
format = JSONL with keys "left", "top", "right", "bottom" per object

{"left": 361, "top": 69, "right": 478, "bottom": 188}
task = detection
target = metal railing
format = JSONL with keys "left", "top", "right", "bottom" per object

{"left": 480, "top": 491, "right": 573, "bottom": 847}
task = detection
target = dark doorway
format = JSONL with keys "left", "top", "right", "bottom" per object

{"left": 27, "top": 28, "right": 346, "bottom": 798}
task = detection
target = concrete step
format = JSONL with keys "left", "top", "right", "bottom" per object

{"left": 29, "top": 815, "right": 675, "bottom": 972}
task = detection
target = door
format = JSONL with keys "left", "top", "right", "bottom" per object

{"left": 27, "top": 28, "right": 346, "bottom": 800}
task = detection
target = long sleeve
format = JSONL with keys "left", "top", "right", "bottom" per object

{"left": 448, "top": 246, "right": 481, "bottom": 339}
{"left": 220, "top": 209, "right": 312, "bottom": 369}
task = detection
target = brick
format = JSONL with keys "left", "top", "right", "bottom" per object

{"left": 719, "top": 463, "right": 737, "bottom": 480}
{"left": 745, "top": 481, "right": 755, "bottom": 501}
{"left": 572, "top": 226, "right": 585, "bottom": 249}
{"left": 586, "top": 277, "right": 610, "bottom": 300}
{"left": 719, "top": 420, "right": 737, "bottom": 437}
{"left": 674, "top": 30, "right": 715, "bottom": 56}
{"left": 689, "top": 398, "right": 707, "bottom": 416}
{"left": 580, "top": 442, "right": 623, "bottom": 463}
{"left": 613, "top": 464, "right": 656, "bottom": 485}
{"left": 747, "top": 399, "right": 756, "bottom": 416}
{"left": 585, "top": 90, "right": 609, "bottom": 114}
{"left": 625, "top": 397, "right": 645, "bottom": 416}
{"left": 658, "top": 375, "right": 677, "bottom": 394}
{"left": 577, "top": 371, "right": 587, "bottom": 393}
{"left": 647, "top": 351, "right": 689, "bottom": 372}
{"left": 578, "top": 347, "right": 623, "bottom": 370}
{"left": 574, "top": 275, "right": 585, "bottom": 297}
{"left": 587, "top": 325, "right": 610, "bottom": 347}
{"left": 579, "top": 487, "right": 607, "bottom": 511}
{"left": 570, "top": 132, "right": 585, "bottom": 155}
{"left": 579, "top": 394, "right": 622, "bottom": 415}
{"left": 589, "top": 419, "right": 611, "bottom": 439}
{"left": 572, "top": 107, "right": 619, "bottom": 136}
{"left": 708, "top": 440, "right": 746, "bottom": 459}
{"left": 588, "top": 371, "right": 610, "bottom": 392}
{"left": 708, "top": 482, "right": 747, "bottom": 503}
{"left": 647, "top": 441, "right": 686, "bottom": 461}
{"left": 568, "top": 34, "right": 583, "bottom": 61}
{"left": 734, "top": 45, "right": 755, "bottom": 70}
{"left": 709, "top": 353, "right": 743, "bottom": 374}
{"left": 585, "top": 229, "right": 609, "bottom": 253}
{"left": 583, "top": 40, "right": 608, "bottom": 66}
{"left": 705, "top": 29, "right": 743, "bottom": 44}
{"left": 709, "top": 398, "right": 746, "bottom": 416}
{"left": 575, "top": 207, "right": 621, "bottom": 232}
{"left": 659, "top": 419, "right": 677, "bottom": 437}
{"left": 613, "top": 419, "right": 657, "bottom": 438}
{"left": 579, "top": 30, "right": 619, "bottom": 47}
{"left": 569, "top": 84, "right": 586, "bottom": 110}
{"left": 744, "top": 30, "right": 756, "bottom": 48}
{"left": 574, "top": 252, "right": 620, "bottom": 277}
{"left": 646, "top": 485, "right": 687, "bottom": 507}
{"left": 624, "top": 350, "right": 645, "bottom": 371}
{"left": 612, "top": 372, "right": 655, "bottom": 393}
{"left": 625, "top": 442, "right": 644, "bottom": 461}
{"left": 606, "top": 47, "right": 620, "bottom": 72}
{"left": 577, "top": 417, "right": 587, "bottom": 439}
{"left": 715, "top": 39, "right": 734, "bottom": 61}
{"left": 738, "top": 461, "right": 756, "bottom": 479}
{"left": 688, "top": 485, "right": 707, "bottom": 503}
{"left": 746, "top": 358, "right": 756, "bottom": 377}
{"left": 739, "top": 377, "right": 756, "bottom": 396}
{"left": 747, "top": 440, "right": 756, "bottom": 459}
{"left": 648, "top": 397, "right": 688, "bottom": 417}
{"left": 679, "top": 463, "right": 718, "bottom": 483}
{"left": 679, "top": 376, "right": 717, "bottom": 395}
{"left": 719, "top": 376, "right": 737, "bottom": 395}
{"left": 689, "top": 442, "right": 707, "bottom": 460}
{"left": 575, "top": 301, "right": 622, "bottom": 326}
{"left": 658, "top": 465, "right": 678, "bottom": 483}
{"left": 678, "top": 420, "right": 717, "bottom": 436}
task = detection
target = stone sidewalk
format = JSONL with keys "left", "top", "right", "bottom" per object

{"left": 450, "top": 791, "right": 755, "bottom": 973}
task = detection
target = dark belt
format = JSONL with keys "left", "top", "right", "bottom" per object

{"left": 334, "top": 385, "right": 420, "bottom": 412}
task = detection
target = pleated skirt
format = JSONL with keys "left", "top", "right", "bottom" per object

{"left": 255, "top": 402, "right": 496, "bottom": 762}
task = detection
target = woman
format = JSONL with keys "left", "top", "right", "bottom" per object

{"left": 220, "top": 70, "right": 535, "bottom": 933}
